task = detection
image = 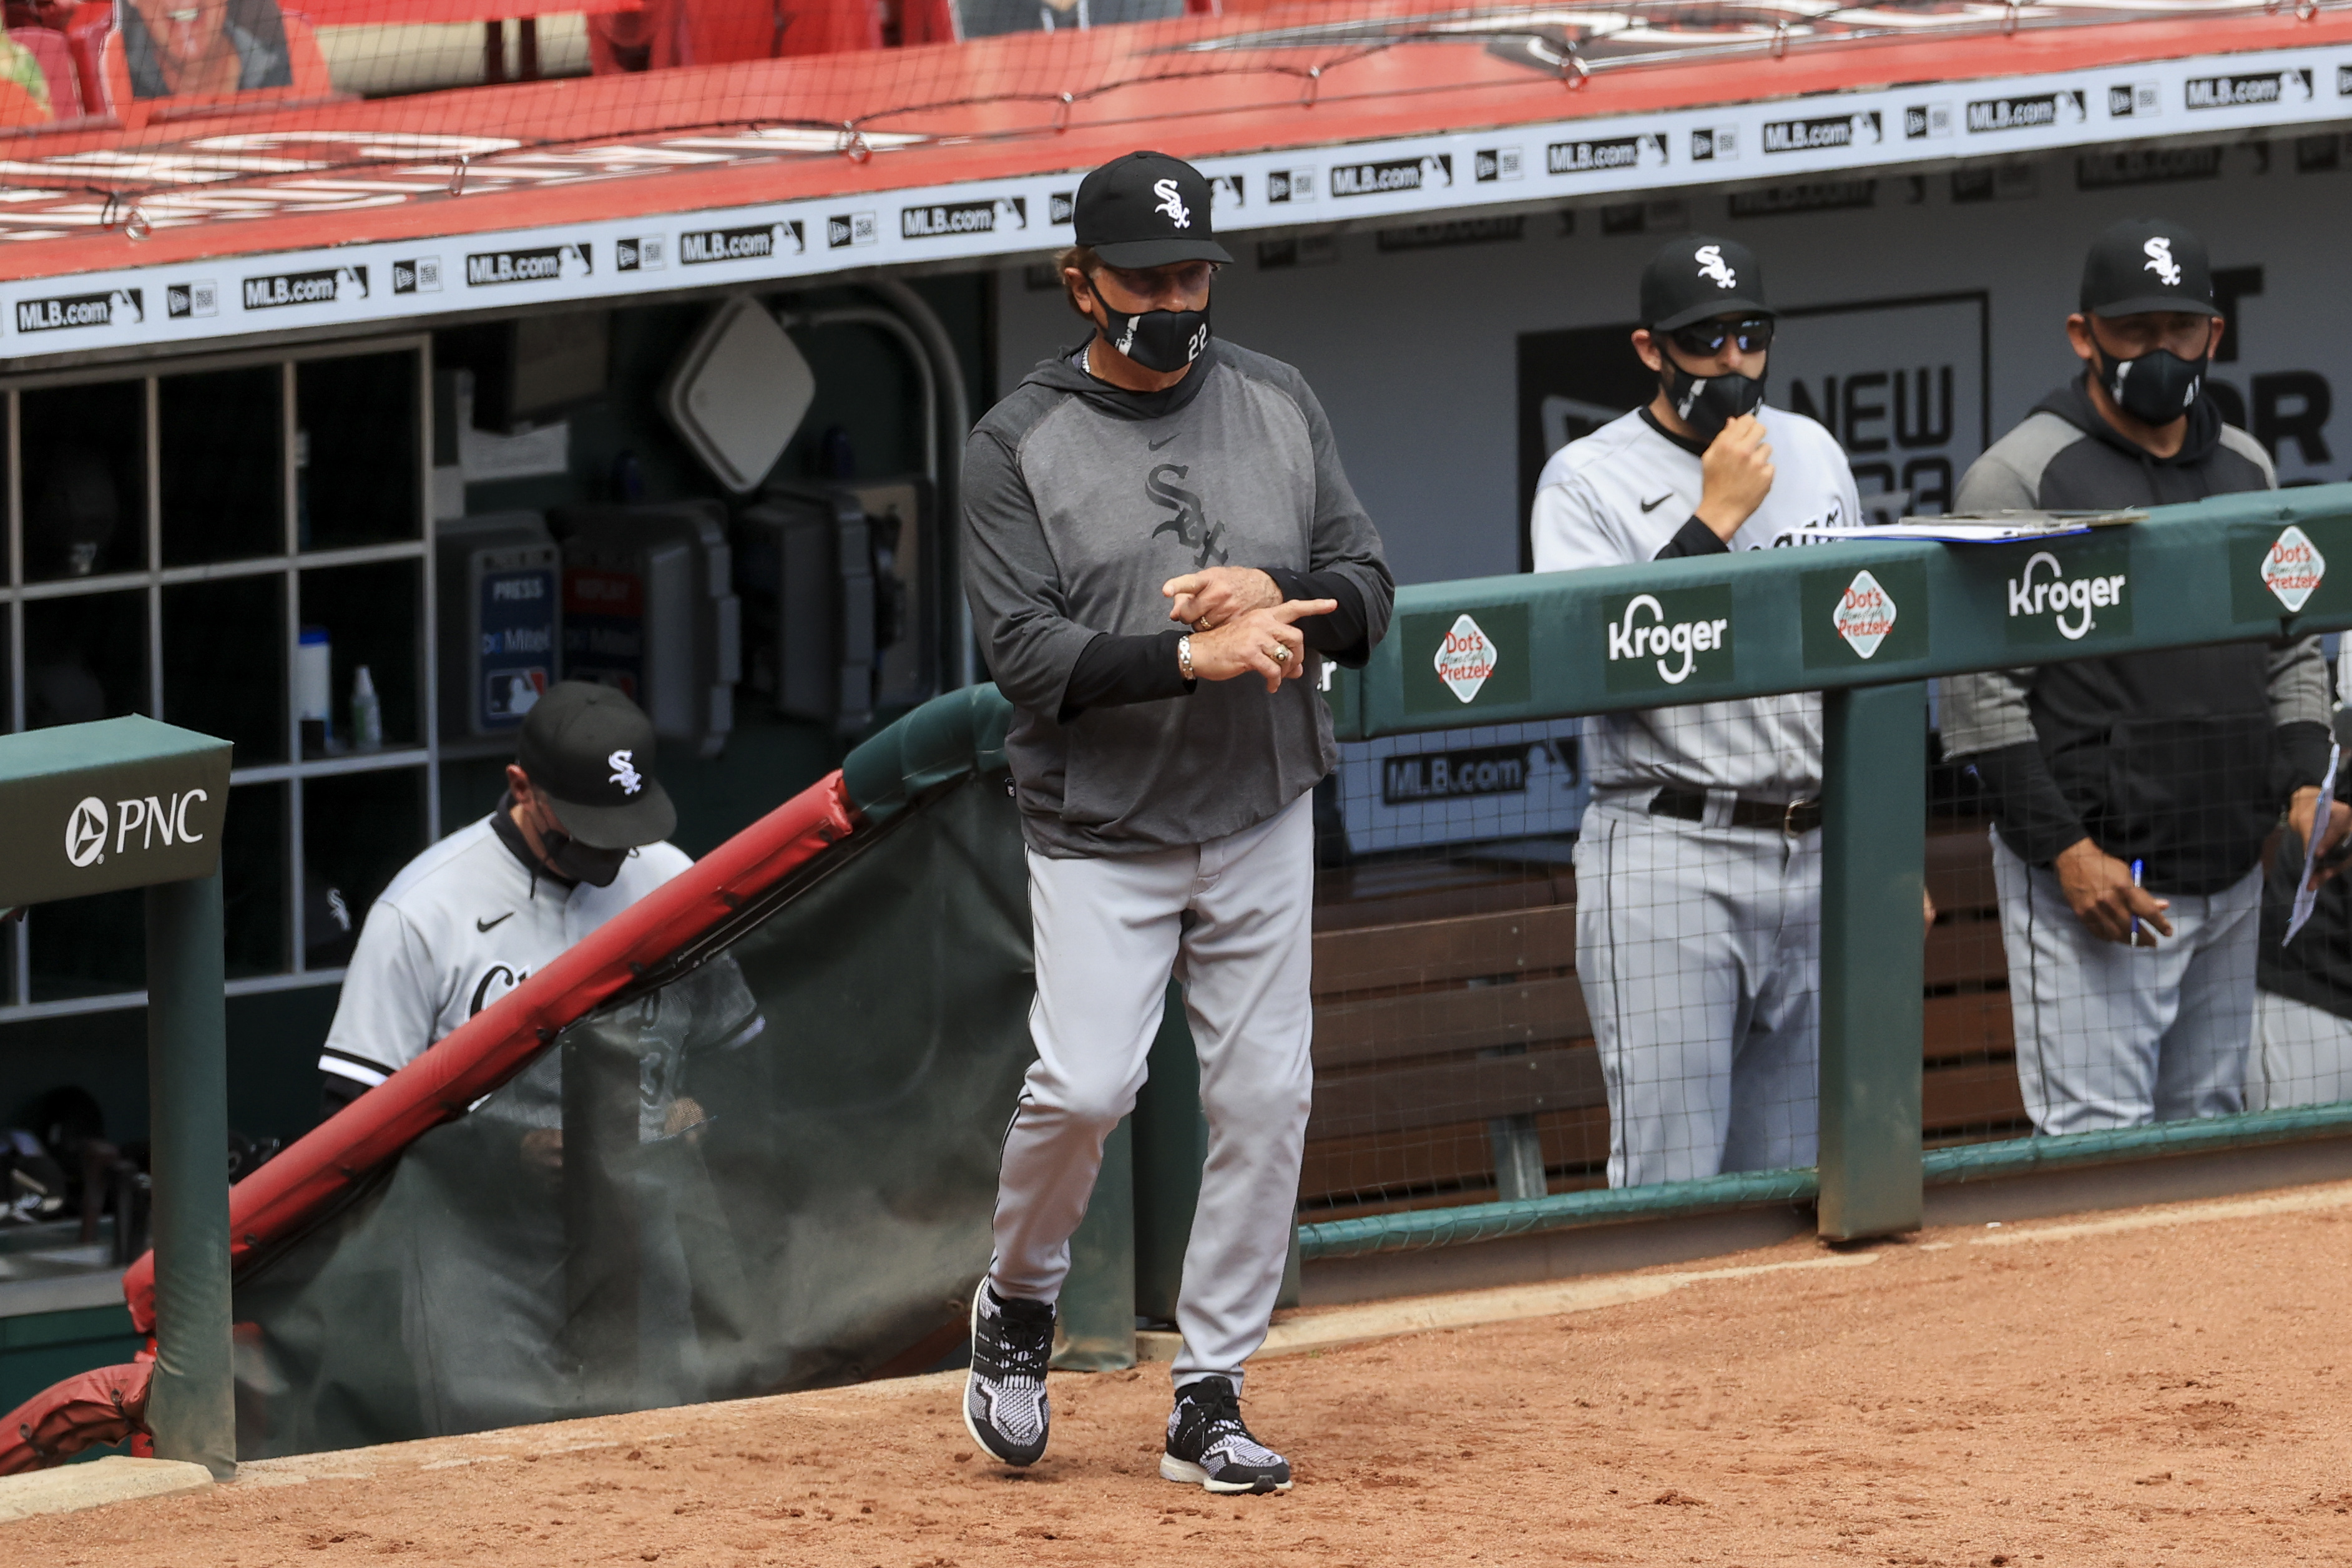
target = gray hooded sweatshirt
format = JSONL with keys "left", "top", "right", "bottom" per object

{"left": 963, "top": 338, "right": 1393, "bottom": 858}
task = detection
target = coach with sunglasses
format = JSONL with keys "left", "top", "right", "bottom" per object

{"left": 958, "top": 150, "right": 1392, "bottom": 1493}
{"left": 1529, "top": 233, "right": 1863, "bottom": 1188}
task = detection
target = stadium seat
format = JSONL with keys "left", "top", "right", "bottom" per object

{"left": 98, "top": 9, "right": 342, "bottom": 128}
{"left": 61, "top": 0, "right": 107, "bottom": 121}
{"left": 589, "top": 0, "right": 879, "bottom": 71}
{"left": 895, "top": 0, "right": 956, "bottom": 45}
{"left": 6, "top": 26, "right": 79, "bottom": 119}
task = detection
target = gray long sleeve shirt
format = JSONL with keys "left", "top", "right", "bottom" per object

{"left": 962, "top": 339, "right": 1393, "bottom": 858}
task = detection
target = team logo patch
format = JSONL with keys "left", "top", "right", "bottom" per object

{"left": 2143, "top": 237, "right": 2183, "bottom": 288}
{"left": 1153, "top": 177, "right": 1191, "bottom": 229}
{"left": 1147, "top": 464, "right": 1227, "bottom": 569}
{"left": 609, "top": 749, "right": 645, "bottom": 796}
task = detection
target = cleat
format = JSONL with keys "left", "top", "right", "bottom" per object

{"left": 962, "top": 1280, "right": 1054, "bottom": 1466}
{"left": 1160, "top": 1375, "right": 1291, "bottom": 1494}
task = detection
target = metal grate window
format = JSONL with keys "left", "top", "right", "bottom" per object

{"left": 1, "top": 336, "right": 437, "bottom": 1019}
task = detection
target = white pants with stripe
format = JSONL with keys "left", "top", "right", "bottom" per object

{"left": 1572, "top": 791, "right": 1822, "bottom": 1190}
{"left": 989, "top": 790, "right": 1315, "bottom": 1392}
{"left": 2247, "top": 989, "right": 2352, "bottom": 1110}
{"left": 1991, "top": 828, "right": 2260, "bottom": 1136}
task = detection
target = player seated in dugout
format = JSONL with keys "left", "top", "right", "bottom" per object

{"left": 314, "top": 683, "right": 693, "bottom": 1122}
{"left": 120, "top": 0, "right": 293, "bottom": 100}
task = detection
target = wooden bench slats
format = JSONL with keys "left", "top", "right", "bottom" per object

{"left": 1923, "top": 1057, "right": 2029, "bottom": 1131}
{"left": 1924, "top": 916, "right": 2009, "bottom": 989}
{"left": 1307, "top": 1044, "right": 1604, "bottom": 1142}
{"left": 1924, "top": 990, "right": 2014, "bottom": 1058}
{"left": 1296, "top": 820, "right": 2029, "bottom": 1210}
{"left": 1313, "top": 974, "right": 1591, "bottom": 1069}
{"left": 1928, "top": 827, "right": 1998, "bottom": 912}
{"left": 1311, "top": 904, "right": 1577, "bottom": 998}
{"left": 1301, "top": 1105, "right": 1609, "bottom": 1211}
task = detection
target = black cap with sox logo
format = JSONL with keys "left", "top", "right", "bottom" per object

{"left": 516, "top": 680, "right": 676, "bottom": 849}
{"left": 1074, "top": 150, "right": 1233, "bottom": 269}
{"left": 2080, "top": 217, "right": 2220, "bottom": 320}
{"left": 1640, "top": 233, "right": 1771, "bottom": 332}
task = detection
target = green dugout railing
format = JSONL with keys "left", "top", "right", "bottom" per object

{"left": 1293, "top": 481, "right": 2352, "bottom": 1260}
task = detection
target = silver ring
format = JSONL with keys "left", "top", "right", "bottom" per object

{"left": 1271, "top": 645, "right": 1291, "bottom": 663}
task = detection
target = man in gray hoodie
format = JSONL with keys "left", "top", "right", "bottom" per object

{"left": 959, "top": 149, "right": 1392, "bottom": 1495}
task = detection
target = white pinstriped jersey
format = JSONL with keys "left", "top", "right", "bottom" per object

{"left": 318, "top": 814, "right": 691, "bottom": 1089}
{"left": 1529, "top": 404, "right": 1860, "bottom": 801}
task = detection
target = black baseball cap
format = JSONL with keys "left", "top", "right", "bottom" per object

{"left": 1640, "top": 234, "right": 1771, "bottom": 332}
{"left": 1074, "top": 150, "right": 1232, "bottom": 269}
{"left": 516, "top": 682, "right": 676, "bottom": 850}
{"left": 2080, "top": 217, "right": 2219, "bottom": 318}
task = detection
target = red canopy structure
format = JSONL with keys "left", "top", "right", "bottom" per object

{"left": 0, "top": 0, "right": 2341, "bottom": 358}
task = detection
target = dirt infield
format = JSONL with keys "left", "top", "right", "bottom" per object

{"left": 18, "top": 1182, "right": 2352, "bottom": 1566}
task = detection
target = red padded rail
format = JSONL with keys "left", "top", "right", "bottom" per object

{"left": 121, "top": 771, "right": 859, "bottom": 1336}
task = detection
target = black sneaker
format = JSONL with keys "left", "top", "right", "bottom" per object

{"left": 1160, "top": 1376, "right": 1291, "bottom": 1493}
{"left": 962, "top": 1281, "right": 1054, "bottom": 1466}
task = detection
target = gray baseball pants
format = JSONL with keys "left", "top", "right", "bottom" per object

{"left": 989, "top": 790, "right": 1314, "bottom": 1393}
{"left": 1572, "top": 790, "right": 1822, "bottom": 1189}
{"left": 2247, "top": 989, "right": 2352, "bottom": 1110}
{"left": 1991, "top": 829, "right": 2260, "bottom": 1135}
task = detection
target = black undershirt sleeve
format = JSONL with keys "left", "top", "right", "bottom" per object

{"left": 1056, "top": 569, "right": 1373, "bottom": 722}
{"left": 1261, "top": 568, "right": 1372, "bottom": 661}
{"left": 1964, "top": 740, "right": 2090, "bottom": 866}
{"left": 1058, "top": 630, "right": 1192, "bottom": 722}
{"left": 1654, "top": 516, "right": 1730, "bottom": 561}
{"left": 2276, "top": 719, "right": 2336, "bottom": 802}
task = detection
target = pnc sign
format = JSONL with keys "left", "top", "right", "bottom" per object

{"left": 0, "top": 715, "right": 231, "bottom": 908}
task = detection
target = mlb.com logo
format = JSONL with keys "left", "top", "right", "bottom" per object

{"left": 64, "top": 790, "right": 210, "bottom": 869}
{"left": 15, "top": 288, "right": 142, "bottom": 333}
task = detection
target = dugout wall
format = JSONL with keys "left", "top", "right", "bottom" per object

{"left": 9, "top": 0, "right": 2352, "bottom": 1431}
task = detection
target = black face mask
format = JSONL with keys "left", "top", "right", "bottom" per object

{"left": 2094, "top": 345, "right": 2207, "bottom": 427}
{"left": 1089, "top": 281, "right": 1212, "bottom": 375}
{"left": 540, "top": 830, "right": 629, "bottom": 889}
{"left": 1660, "top": 358, "right": 1767, "bottom": 444}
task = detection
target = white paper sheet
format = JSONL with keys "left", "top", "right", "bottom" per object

{"left": 2285, "top": 742, "right": 2341, "bottom": 946}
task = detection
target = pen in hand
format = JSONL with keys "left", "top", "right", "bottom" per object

{"left": 2129, "top": 859, "right": 2145, "bottom": 947}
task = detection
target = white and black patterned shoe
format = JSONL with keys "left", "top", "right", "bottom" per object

{"left": 1160, "top": 1375, "right": 1291, "bottom": 1494}
{"left": 962, "top": 1281, "right": 1054, "bottom": 1466}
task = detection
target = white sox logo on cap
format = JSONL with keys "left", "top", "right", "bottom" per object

{"left": 609, "top": 749, "right": 644, "bottom": 795}
{"left": 1695, "top": 244, "right": 1737, "bottom": 288}
{"left": 1153, "top": 178, "right": 1191, "bottom": 230}
{"left": 2143, "top": 237, "right": 2182, "bottom": 287}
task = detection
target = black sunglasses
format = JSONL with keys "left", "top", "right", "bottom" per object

{"left": 1667, "top": 316, "right": 1775, "bottom": 358}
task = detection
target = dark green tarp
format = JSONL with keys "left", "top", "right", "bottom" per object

{"left": 230, "top": 764, "right": 1032, "bottom": 1458}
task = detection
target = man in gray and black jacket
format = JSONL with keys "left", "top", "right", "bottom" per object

{"left": 1939, "top": 217, "right": 2343, "bottom": 1137}
{"left": 956, "top": 150, "right": 1392, "bottom": 1494}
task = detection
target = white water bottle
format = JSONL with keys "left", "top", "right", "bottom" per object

{"left": 350, "top": 664, "right": 383, "bottom": 752}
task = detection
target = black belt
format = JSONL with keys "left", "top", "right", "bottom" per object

{"left": 1649, "top": 788, "right": 1821, "bottom": 836}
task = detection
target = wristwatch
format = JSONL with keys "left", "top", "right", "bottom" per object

{"left": 1177, "top": 634, "right": 1195, "bottom": 681}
